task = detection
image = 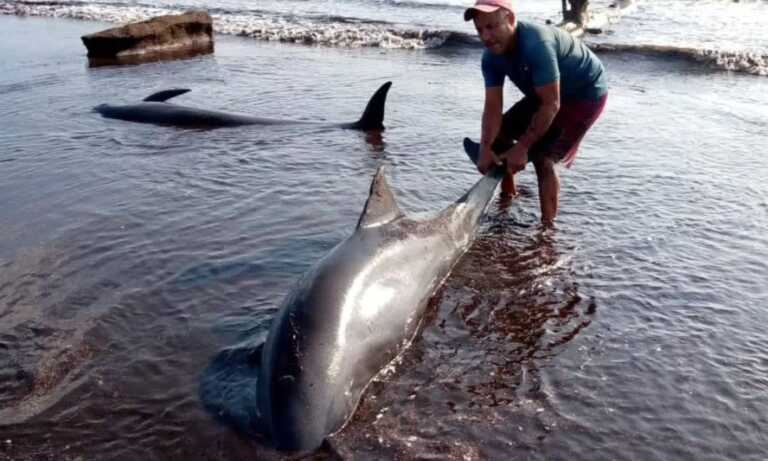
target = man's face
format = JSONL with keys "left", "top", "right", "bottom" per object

{"left": 473, "top": 10, "right": 514, "bottom": 55}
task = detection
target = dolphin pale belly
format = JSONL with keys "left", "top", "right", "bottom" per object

{"left": 95, "top": 82, "right": 392, "bottom": 130}
{"left": 201, "top": 149, "right": 505, "bottom": 452}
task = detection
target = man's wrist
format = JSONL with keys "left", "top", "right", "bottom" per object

{"left": 515, "top": 139, "right": 531, "bottom": 151}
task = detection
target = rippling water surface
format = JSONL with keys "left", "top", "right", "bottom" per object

{"left": 1, "top": 13, "right": 768, "bottom": 461}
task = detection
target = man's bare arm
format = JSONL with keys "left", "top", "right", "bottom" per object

{"left": 478, "top": 86, "right": 504, "bottom": 173}
{"left": 481, "top": 86, "right": 504, "bottom": 150}
{"left": 517, "top": 81, "right": 561, "bottom": 149}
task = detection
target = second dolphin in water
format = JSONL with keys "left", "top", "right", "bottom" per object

{"left": 201, "top": 146, "right": 505, "bottom": 452}
{"left": 95, "top": 81, "right": 392, "bottom": 130}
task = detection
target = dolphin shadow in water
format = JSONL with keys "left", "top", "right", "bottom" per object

{"left": 94, "top": 81, "right": 392, "bottom": 130}
{"left": 200, "top": 148, "right": 506, "bottom": 453}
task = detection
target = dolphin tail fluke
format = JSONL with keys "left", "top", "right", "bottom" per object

{"left": 463, "top": 137, "right": 506, "bottom": 180}
{"left": 463, "top": 137, "right": 480, "bottom": 166}
{"left": 143, "top": 88, "right": 191, "bottom": 102}
{"left": 349, "top": 81, "right": 392, "bottom": 131}
{"left": 357, "top": 166, "right": 403, "bottom": 229}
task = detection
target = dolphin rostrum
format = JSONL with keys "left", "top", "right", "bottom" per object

{"left": 200, "top": 144, "right": 504, "bottom": 452}
{"left": 95, "top": 81, "right": 392, "bottom": 130}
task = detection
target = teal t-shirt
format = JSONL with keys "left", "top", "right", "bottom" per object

{"left": 482, "top": 21, "right": 607, "bottom": 101}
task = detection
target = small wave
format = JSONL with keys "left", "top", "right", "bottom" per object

{"left": 589, "top": 42, "right": 768, "bottom": 76}
{"left": 0, "top": 0, "right": 459, "bottom": 49}
{"left": 374, "top": 0, "right": 466, "bottom": 11}
{"left": 223, "top": 18, "right": 460, "bottom": 49}
{"left": 697, "top": 49, "right": 768, "bottom": 77}
{"left": 315, "top": 13, "right": 393, "bottom": 26}
{"left": 440, "top": 30, "right": 481, "bottom": 48}
{"left": 1, "top": 0, "right": 177, "bottom": 24}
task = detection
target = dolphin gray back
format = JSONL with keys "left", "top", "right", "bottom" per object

{"left": 200, "top": 164, "right": 501, "bottom": 453}
{"left": 95, "top": 82, "right": 392, "bottom": 130}
{"left": 94, "top": 102, "right": 260, "bottom": 127}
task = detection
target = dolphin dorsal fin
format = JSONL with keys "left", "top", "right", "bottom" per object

{"left": 143, "top": 88, "right": 191, "bottom": 102}
{"left": 356, "top": 167, "right": 403, "bottom": 229}
{"left": 350, "top": 81, "right": 391, "bottom": 131}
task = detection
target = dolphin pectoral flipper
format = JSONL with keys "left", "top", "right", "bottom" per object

{"left": 143, "top": 88, "right": 191, "bottom": 102}
{"left": 356, "top": 166, "right": 403, "bottom": 229}
{"left": 199, "top": 342, "right": 267, "bottom": 437}
{"left": 347, "top": 81, "right": 392, "bottom": 131}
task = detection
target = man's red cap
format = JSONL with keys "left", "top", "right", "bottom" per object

{"left": 463, "top": 0, "right": 514, "bottom": 21}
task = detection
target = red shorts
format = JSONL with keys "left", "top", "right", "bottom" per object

{"left": 492, "top": 93, "right": 608, "bottom": 168}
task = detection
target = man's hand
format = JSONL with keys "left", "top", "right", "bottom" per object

{"left": 477, "top": 146, "right": 502, "bottom": 174}
{"left": 503, "top": 142, "right": 529, "bottom": 175}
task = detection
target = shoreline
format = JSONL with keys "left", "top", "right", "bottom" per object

{"left": 2, "top": 7, "right": 766, "bottom": 77}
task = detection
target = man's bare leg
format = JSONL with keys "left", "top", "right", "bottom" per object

{"left": 534, "top": 158, "right": 559, "bottom": 227}
{"left": 501, "top": 172, "right": 517, "bottom": 197}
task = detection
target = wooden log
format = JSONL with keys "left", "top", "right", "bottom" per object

{"left": 81, "top": 10, "right": 214, "bottom": 66}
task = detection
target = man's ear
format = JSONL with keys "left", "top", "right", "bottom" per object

{"left": 506, "top": 11, "right": 516, "bottom": 27}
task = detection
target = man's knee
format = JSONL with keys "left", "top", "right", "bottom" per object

{"left": 533, "top": 157, "right": 557, "bottom": 178}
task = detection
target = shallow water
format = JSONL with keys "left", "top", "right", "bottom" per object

{"left": 1, "top": 14, "right": 768, "bottom": 461}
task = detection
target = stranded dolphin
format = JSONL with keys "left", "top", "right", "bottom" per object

{"left": 94, "top": 81, "right": 392, "bottom": 130}
{"left": 200, "top": 146, "right": 505, "bottom": 452}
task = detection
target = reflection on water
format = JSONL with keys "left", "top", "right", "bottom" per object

{"left": 87, "top": 45, "right": 215, "bottom": 68}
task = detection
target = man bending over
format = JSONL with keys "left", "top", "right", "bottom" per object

{"left": 465, "top": 0, "right": 607, "bottom": 227}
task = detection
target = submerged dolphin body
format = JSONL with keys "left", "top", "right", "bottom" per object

{"left": 95, "top": 82, "right": 392, "bottom": 129}
{"left": 200, "top": 146, "right": 504, "bottom": 452}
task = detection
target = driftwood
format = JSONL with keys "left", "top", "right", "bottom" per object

{"left": 81, "top": 11, "right": 214, "bottom": 66}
